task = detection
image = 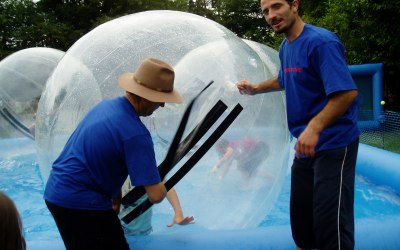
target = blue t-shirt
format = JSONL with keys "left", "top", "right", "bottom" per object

{"left": 278, "top": 24, "right": 360, "bottom": 152}
{"left": 44, "top": 97, "right": 161, "bottom": 210}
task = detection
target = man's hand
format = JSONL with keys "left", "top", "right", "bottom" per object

{"left": 295, "top": 89, "right": 358, "bottom": 159}
{"left": 295, "top": 125, "right": 320, "bottom": 158}
{"left": 236, "top": 80, "right": 256, "bottom": 95}
{"left": 112, "top": 192, "right": 122, "bottom": 214}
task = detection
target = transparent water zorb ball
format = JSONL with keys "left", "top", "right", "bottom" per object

{"left": 35, "top": 54, "right": 103, "bottom": 182}
{"left": 35, "top": 10, "right": 290, "bottom": 230}
{"left": 154, "top": 37, "right": 289, "bottom": 231}
{"left": 242, "top": 39, "right": 280, "bottom": 77}
{"left": 0, "top": 47, "right": 64, "bottom": 140}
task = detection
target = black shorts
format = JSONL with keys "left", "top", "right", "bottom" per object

{"left": 290, "top": 138, "right": 359, "bottom": 250}
{"left": 45, "top": 201, "right": 130, "bottom": 250}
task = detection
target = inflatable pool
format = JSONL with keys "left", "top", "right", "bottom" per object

{"left": 0, "top": 138, "right": 398, "bottom": 250}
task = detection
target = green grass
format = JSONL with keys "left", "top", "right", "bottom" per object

{"left": 360, "top": 131, "right": 400, "bottom": 154}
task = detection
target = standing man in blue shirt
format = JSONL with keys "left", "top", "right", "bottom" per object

{"left": 44, "top": 58, "right": 183, "bottom": 250}
{"left": 237, "top": 0, "right": 359, "bottom": 249}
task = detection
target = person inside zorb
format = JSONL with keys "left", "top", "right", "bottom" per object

{"left": 211, "top": 137, "right": 273, "bottom": 189}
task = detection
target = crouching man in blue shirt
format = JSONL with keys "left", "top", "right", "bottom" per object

{"left": 44, "top": 58, "right": 183, "bottom": 250}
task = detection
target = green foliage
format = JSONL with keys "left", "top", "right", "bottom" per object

{"left": 213, "top": 0, "right": 273, "bottom": 43}
{"left": 0, "top": 0, "right": 38, "bottom": 56}
{"left": 0, "top": 0, "right": 398, "bottom": 110}
{"left": 0, "top": 0, "right": 76, "bottom": 54}
{"left": 301, "top": 0, "right": 400, "bottom": 111}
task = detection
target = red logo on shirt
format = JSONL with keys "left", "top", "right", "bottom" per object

{"left": 284, "top": 67, "right": 303, "bottom": 73}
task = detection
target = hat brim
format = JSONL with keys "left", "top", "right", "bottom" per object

{"left": 118, "top": 73, "right": 182, "bottom": 103}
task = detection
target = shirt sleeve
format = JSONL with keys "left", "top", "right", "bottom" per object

{"left": 123, "top": 134, "right": 161, "bottom": 186}
{"left": 313, "top": 41, "right": 357, "bottom": 96}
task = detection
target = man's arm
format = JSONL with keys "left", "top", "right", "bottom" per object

{"left": 296, "top": 90, "right": 358, "bottom": 158}
{"left": 144, "top": 182, "right": 167, "bottom": 204}
{"left": 236, "top": 76, "right": 282, "bottom": 95}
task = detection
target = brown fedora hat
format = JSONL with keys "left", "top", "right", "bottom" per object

{"left": 118, "top": 58, "right": 182, "bottom": 103}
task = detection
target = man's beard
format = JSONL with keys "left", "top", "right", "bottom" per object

{"left": 272, "top": 16, "right": 295, "bottom": 35}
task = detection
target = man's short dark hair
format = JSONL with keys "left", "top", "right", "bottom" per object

{"left": 286, "top": 0, "right": 300, "bottom": 14}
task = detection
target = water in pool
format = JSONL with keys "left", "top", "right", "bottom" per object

{"left": 1, "top": 138, "right": 400, "bottom": 242}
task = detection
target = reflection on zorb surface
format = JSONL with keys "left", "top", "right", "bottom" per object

{"left": 35, "top": 10, "right": 290, "bottom": 231}
{"left": 0, "top": 47, "right": 64, "bottom": 140}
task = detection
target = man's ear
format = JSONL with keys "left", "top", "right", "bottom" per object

{"left": 292, "top": 0, "right": 300, "bottom": 13}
